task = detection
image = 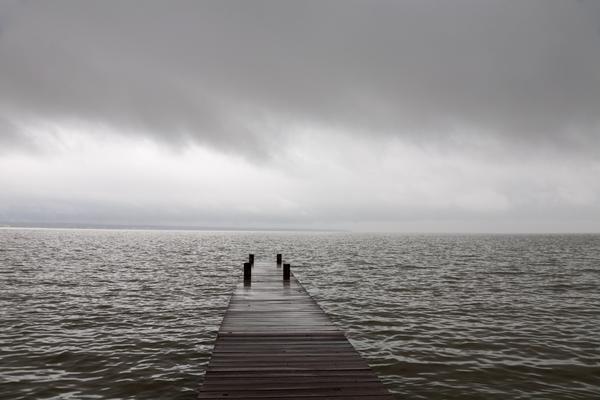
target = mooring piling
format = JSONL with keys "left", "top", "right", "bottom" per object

{"left": 243, "top": 262, "right": 251, "bottom": 282}
{"left": 283, "top": 262, "right": 291, "bottom": 281}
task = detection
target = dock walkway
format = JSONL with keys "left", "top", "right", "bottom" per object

{"left": 198, "top": 258, "right": 394, "bottom": 399}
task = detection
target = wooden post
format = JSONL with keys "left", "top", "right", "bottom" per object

{"left": 244, "top": 262, "right": 252, "bottom": 282}
{"left": 249, "top": 254, "right": 254, "bottom": 268}
{"left": 283, "top": 263, "right": 290, "bottom": 281}
{"left": 276, "top": 254, "right": 282, "bottom": 265}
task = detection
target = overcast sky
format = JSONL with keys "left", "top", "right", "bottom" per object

{"left": 1, "top": 0, "right": 599, "bottom": 232}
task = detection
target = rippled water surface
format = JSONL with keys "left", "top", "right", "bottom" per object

{"left": 1, "top": 229, "right": 599, "bottom": 399}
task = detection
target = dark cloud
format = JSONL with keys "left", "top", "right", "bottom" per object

{"left": 1, "top": 0, "right": 599, "bottom": 157}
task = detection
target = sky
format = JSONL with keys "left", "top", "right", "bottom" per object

{"left": 1, "top": 0, "right": 599, "bottom": 232}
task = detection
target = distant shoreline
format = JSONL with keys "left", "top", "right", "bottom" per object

{"left": 0, "top": 223, "right": 597, "bottom": 235}
{"left": 0, "top": 222, "right": 343, "bottom": 233}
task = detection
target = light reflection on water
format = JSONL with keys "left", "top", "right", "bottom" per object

{"left": 1, "top": 229, "right": 599, "bottom": 399}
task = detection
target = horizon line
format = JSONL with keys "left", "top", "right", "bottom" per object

{"left": 1, "top": 222, "right": 598, "bottom": 235}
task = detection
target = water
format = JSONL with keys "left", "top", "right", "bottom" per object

{"left": 1, "top": 229, "right": 599, "bottom": 399}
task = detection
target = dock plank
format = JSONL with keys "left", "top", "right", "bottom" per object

{"left": 198, "top": 260, "right": 394, "bottom": 399}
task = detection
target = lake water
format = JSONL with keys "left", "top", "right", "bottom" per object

{"left": 1, "top": 229, "right": 599, "bottom": 399}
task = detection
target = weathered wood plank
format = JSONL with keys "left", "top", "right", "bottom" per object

{"left": 198, "top": 260, "right": 394, "bottom": 400}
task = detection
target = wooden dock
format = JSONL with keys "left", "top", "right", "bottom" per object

{"left": 198, "top": 256, "right": 394, "bottom": 399}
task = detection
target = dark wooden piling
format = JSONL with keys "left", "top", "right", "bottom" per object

{"left": 249, "top": 254, "right": 255, "bottom": 266}
{"left": 276, "top": 253, "right": 282, "bottom": 265}
{"left": 283, "top": 263, "right": 291, "bottom": 281}
{"left": 243, "top": 262, "right": 252, "bottom": 282}
{"left": 198, "top": 258, "right": 393, "bottom": 399}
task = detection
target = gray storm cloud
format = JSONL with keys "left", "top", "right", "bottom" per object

{"left": 1, "top": 0, "right": 599, "bottom": 157}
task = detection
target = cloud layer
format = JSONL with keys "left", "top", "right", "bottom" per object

{"left": 2, "top": 1, "right": 600, "bottom": 155}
